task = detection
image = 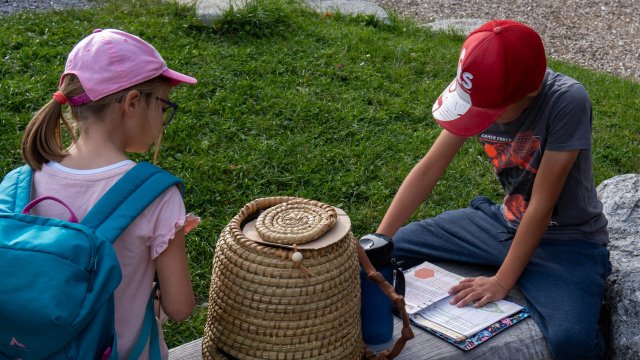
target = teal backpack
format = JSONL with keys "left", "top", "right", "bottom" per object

{"left": 0, "top": 162, "right": 183, "bottom": 360}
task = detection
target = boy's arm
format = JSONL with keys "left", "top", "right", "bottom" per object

{"left": 376, "top": 130, "right": 466, "bottom": 236}
{"left": 450, "top": 149, "right": 580, "bottom": 307}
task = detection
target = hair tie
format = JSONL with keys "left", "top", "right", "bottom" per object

{"left": 52, "top": 91, "right": 69, "bottom": 105}
{"left": 67, "top": 93, "right": 91, "bottom": 106}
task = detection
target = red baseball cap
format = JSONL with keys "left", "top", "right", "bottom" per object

{"left": 432, "top": 20, "right": 547, "bottom": 137}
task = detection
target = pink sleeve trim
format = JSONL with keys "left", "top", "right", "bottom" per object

{"left": 151, "top": 213, "right": 201, "bottom": 259}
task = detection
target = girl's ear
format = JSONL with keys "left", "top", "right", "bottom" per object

{"left": 122, "top": 90, "right": 142, "bottom": 116}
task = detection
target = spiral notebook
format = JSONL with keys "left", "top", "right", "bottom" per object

{"left": 410, "top": 305, "right": 530, "bottom": 351}
{"left": 403, "top": 261, "right": 530, "bottom": 351}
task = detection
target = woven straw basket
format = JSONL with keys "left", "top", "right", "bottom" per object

{"left": 202, "top": 197, "right": 363, "bottom": 360}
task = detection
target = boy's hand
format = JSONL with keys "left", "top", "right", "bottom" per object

{"left": 447, "top": 276, "right": 509, "bottom": 308}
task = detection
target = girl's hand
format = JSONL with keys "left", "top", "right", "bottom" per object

{"left": 447, "top": 276, "right": 509, "bottom": 308}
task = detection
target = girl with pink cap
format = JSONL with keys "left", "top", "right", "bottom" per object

{"left": 21, "top": 29, "right": 199, "bottom": 359}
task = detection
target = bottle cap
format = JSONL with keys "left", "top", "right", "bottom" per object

{"left": 359, "top": 233, "right": 394, "bottom": 268}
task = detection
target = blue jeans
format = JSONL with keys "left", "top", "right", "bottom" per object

{"left": 393, "top": 196, "right": 611, "bottom": 360}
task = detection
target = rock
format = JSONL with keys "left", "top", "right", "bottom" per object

{"left": 305, "top": 0, "right": 391, "bottom": 24}
{"left": 424, "top": 18, "right": 487, "bottom": 37}
{"left": 174, "top": 0, "right": 391, "bottom": 25}
{"left": 173, "top": 0, "right": 250, "bottom": 25}
{"left": 597, "top": 174, "right": 640, "bottom": 360}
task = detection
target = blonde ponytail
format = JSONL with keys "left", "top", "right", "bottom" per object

{"left": 21, "top": 97, "right": 75, "bottom": 170}
{"left": 21, "top": 74, "right": 87, "bottom": 170}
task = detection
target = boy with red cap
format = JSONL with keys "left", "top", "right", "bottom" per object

{"left": 366, "top": 20, "right": 610, "bottom": 359}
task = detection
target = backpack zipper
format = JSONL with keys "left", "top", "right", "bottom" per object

{"left": 87, "top": 256, "right": 98, "bottom": 292}
{"left": 87, "top": 237, "right": 98, "bottom": 292}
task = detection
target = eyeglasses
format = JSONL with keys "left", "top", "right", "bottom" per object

{"left": 156, "top": 97, "right": 178, "bottom": 127}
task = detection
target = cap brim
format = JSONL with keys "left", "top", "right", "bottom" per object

{"left": 432, "top": 79, "right": 505, "bottom": 137}
{"left": 161, "top": 68, "right": 197, "bottom": 87}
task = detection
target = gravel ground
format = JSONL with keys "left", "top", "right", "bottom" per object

{"left": 0, "top": 0, "right": 94, "bottom": 14}
{"left": 2, "top": 0, "right": 638, "bottom": 82}
{"left": 373, "top": 0, "right": 640, "bottom": 82}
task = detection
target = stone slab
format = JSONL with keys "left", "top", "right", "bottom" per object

{"left": 169, "top": 338, "right": 202, "bottom": 359}
{"left": 305, "top": 0, "right": 391, "bottom": 24}
{"left": 174, "top": 0, "right": 391, "bottom": 25}
{"left": 425, "top": 18, "right": 487, "bottom": 37}
{"left": 173, "top": 0, "right": 250, "bottom": 25}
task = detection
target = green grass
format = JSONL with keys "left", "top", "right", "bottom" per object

{"left": 1, "top": 0, "right": 638, "bottom": 347}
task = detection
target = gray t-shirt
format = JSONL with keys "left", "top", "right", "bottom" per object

{"left": 478, "top": 69, "right": 608, "bottom": 244}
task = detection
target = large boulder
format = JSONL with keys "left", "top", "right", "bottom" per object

{"left": 597, "top": 174, "right": 640, "bottom": 360}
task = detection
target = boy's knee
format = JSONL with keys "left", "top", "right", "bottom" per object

{"left": 391, "top": 225, "right": 418, "bottom": 251}
{"left": 547, "top": 328, "right": 605, "bottom": 360}
{"left": 391, "top": 225, "right": 424, "bottom": 267}
{"left": 392, "top": 226, "right": 409, "bottom": 243}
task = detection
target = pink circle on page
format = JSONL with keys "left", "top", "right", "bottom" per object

{"left": 415, "top": 268, "right": 435, "bottom": 279}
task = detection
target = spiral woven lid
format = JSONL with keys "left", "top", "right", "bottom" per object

{"left": 242, "top": 198, "right": 351, "bottom": 249}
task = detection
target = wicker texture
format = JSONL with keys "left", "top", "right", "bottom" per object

{"left": 202, "top": 197, "right": 363, "bottom": 360}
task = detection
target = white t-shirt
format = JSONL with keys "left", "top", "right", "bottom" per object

{"left": 31, "top": 160, "right": 199, "bottom": 360}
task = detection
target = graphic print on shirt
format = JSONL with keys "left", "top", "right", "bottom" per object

{"left": 479, "top": 131, "right": 541, "bottom": 222}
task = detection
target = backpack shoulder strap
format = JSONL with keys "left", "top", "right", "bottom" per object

{"left": 81, "top": 162, "right": 184, "bottom": 244}
{"left": 127, "top": 283, "right": 161, "bottom": 360}
{"left": 0, "top": 165, "right": 33, "bottom": 213}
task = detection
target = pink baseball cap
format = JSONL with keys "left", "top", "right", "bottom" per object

{"left": 60, "top": 29, "right": 197, "bottom": 106}
{"left": 431, "top": 20, "right": 547, "bottom": 137}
